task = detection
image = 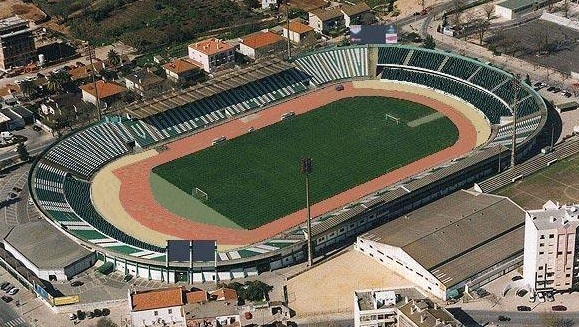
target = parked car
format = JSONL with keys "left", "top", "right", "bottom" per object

{"left": 0, "top": 282, "right": 9, "bottom": 289}
{"left": 102, "top": 308, "right": 110, "bottom": 316}
{"left": 68, "top": 313, "right": 77, "bottom": 320}
{"left": 4, "top": 285, "right": 14, "bottom": 292}
{"left": 529, "top": 293, "right": 536, "bottom": 303}
{"left": 511, "top": 275, "right": 523, "bottom": 281}
{"left": 1, "top": 296, "right": 12, "bottom": 303}
{"left": 546, "top": 292, "right": 554, "bottom": 302}
{"left": 32, "top": 125, "right": 42, "bottom": 132}
{"left": 8, "top": 288, "right": 18, "bottom": 296}
{"left": 498, "top": 315, "right": 511, "bottom": 321}
{"left": 552, "top": 305, "right": 567, "bottom": 311}
{"left": 547, "top": 86, "right": 557, "bottom": 92}
{"left": 517, "top": 305, "right": 531, "bottom": 311}
{"left": 1, "top": 283, "right": 11, "bottom": 291}
{"left": 87, "top": 311, "right": 94, "bottom": 319}
{"left": 553, "top": 87, "right": 562, "bottom": 93}
{"left": 93, "top": 309, "right": 102, "bottom": 317}
{"left": 71, "top": 281, "right": 83, "bottom": 287}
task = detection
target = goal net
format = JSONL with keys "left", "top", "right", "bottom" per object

{"left": 192, "top": 187, "right": 208, "bottom": 202}
{"left": 385, "top": 114, "right": 400, "bottom": 125}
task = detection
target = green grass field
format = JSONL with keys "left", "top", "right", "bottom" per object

{"left": 498, "top": 153, "right": 579, "bottom": 209}
{"left": 152, "top": 96, "right": 459, "bottom": 229}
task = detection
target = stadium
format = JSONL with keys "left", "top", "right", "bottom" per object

{"left": 28, "top": 44, "right": 548, "bottom": 283}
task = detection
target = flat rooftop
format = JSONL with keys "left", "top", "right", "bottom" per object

{"left": 355, "top": 287, "right": 423, "bottom": 311}
{"left": 496, "top": 0, "right": 548, "bottom": 10}
{"left": 361, "top": 190, "right": 525, "bottom": 287}
{"left": 4, "top": 220, "right": 93, "bottom": 269}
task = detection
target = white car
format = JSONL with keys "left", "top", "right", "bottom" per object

{"left": 7, "top": 288, "right": 18, "bottom": 295}
{"left": 537, "top": 292, "right": 545, "bottom": 302}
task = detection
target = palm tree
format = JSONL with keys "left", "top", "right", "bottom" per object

{"left": 19, "top": 80, "right": 38, "bottom": 99}
{"left": 107, "top": 49, "right": 121, "bottom": 67}
{"left": 46, "top": 71, "right": 71, "bottom": 94}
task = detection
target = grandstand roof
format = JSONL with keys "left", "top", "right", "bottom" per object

{"left": 310, "top": 145, "right": 507, "bottom": 236}
{"left": 241, "top": 31, "right": 285, "bottom": 49}
{"left": 124, "top": 57, "right": 295, "bottom": 119}
{"left": 360, "top": 190, "right": 525, "bottom": 288}
{"left": 4, "top": 220, "right": 93, "bottom": 270}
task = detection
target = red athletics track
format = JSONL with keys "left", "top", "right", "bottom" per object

{"left": 114, "top": 82, "right": 478, "bottom": 245}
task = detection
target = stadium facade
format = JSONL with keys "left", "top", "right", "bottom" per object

{"left": 26, "top": 45, "right": 548, "bottom": 284}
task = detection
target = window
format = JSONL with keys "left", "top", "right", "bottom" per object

{"left": 539, "top": 266, "right": 544, "bottom": 270}
{"left": 540, "top": 235, "right": 545, "bottom": 239}
{"left": 154, "top": 311, "right": 158, "bottom": 316}
{"left": 567, "top": 274, "right": 571, "bottom": 278}
{"left": 168, "top": 309, "right": 173, "bottom": 314}
{"left": 539, "top": 252, "right": 544, "bottom": 255}
{"left": 549, "top": 234, "right": 555, "bottom": 238}
{"left": 540, "top": 243, "right": 545, "bottom": 247}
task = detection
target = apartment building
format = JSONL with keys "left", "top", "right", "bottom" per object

{"left": 524, "top": 200, "right": 579, "bottom": 293}
{"left": 0, "top": 16, "right": 36, "bottom": 70}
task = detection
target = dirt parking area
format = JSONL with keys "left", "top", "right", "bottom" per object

{"left": 286, "top": 249, "right": 413, "bottom": 318}
{"left": 0, "top": 0, "right": 46, "bottom": 22}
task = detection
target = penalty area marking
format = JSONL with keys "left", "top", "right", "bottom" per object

{"left": 407, "top": 112, "right": 444, "bottom": 127}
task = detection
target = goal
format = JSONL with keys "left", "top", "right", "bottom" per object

{"left": 192, "top": 187, "right": 208, "bottom": 202}
{"left": 385, "top": 114, "right": 400, "bottom": 125}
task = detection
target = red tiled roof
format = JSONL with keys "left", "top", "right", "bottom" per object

{"left": 286, "top": 21, "right": 314, "bottom": 34}
{"left": 0, "top": 84, "right": 20, "bottom": 97}
{"left": 131, "top": 287, "right": 185, "bottom": 312}
{"left": 241, "top": 31, "right": 285, "bottom": 49}
{"left": 163, "top": 58, "right": 201, "bottom": 75}
{"left": 186, "top": 290, "right": 208, "bottom": 304}
{"left": 79, "top": 80, "right": 126, "bottom": 99}
{"left": 209, "top": 288, "right": 238, "bottom": 302}
{"left": 189, "top": 38, "right": 234, "bottom": 56}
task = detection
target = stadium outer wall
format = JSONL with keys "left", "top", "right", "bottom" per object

{"left": 26, "top": 45, "right": 548, "bottom": 284}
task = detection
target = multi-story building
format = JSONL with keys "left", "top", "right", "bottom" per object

{"left": 188, "top": 38, "right": 235, "bottom": 73}
{"left": 0, "top": 16, "right": 36, "bottom": 71}
{"left": 282, "top": 21, "right": 315, "bottom": 44}
{"left": 129, "top": 287, "right": 186, "bottom": 327}
{"left": 524, "top": 201, "right": 579, "bottom": 293}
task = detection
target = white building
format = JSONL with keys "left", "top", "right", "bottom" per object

{"left": 356, "top": 190, "right": 525, "bottom": 300}
{"left": 3, "top": 220, "right": 96, "bottom": 281}
{"left": 261, "top": 0, "right": 278, "bottom": 9}
{"left": 341, "top": 3, "right": 371, "bottom": 28}
{"left": 188, "top": 38, "right": 236, "bottom": 73}
{"left": 282, "top": 21, "right": 315, "bottom": 44}
{"left": 524, "top": 201, "right": 579, "bottom": 294}
{"left": 354, "top": 289, "right": 399, "bottom": 327}
{"left": 494, "top": 0, "right": 548, "bottom": 20}
{"left": 129, "top": 287, "right": 186, "bottom": 327}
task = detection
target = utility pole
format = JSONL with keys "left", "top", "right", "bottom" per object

{"left": 84, "top": 41, "right": 102, "bottom": 121}
{"left": 300, "top": 157, "right": 313, "bottom": 267}
{"left": 286, "top": 2, "right": 292, "bottom": 59}
{"left": 510, "top": 75, "right": 521, "bottom": 169}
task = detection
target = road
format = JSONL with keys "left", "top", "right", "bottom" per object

{"left": 0, "top": 299, "right": 29, "bottom": 327}
{"left": 458, "top": 309, "right": 579, "bottom": 327}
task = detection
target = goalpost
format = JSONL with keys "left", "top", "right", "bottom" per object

{"left": 385, "top": 114, "right": 400, "bottom": 125}
{"left": 192, "top": 187, "right": 209, "bottom": 202}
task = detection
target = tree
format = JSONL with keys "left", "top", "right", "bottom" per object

{"left": 107, "top": 49, "right": 121, "bottom": 67}
{"left": 540, "top": 313, "right": 574, "bottom": 327}
{"left": 473, "top": 18, "right": 490, "bottom": 45}
{"left": 525, "top": 74, "right": 532, "bottom": 85}
{"left": 451, "top": 0, "right": 464, "bottom": 27}
{"left": 483, "top": 3, "right": 495, "bottom": 21}
{"left": 423, "top": 34, "right": 436, "bottom": 49}
{"left": 16, "top": 142, "right": 29, "bottom": 162}
{"left": 46, "top": 71, "right": 72, "bottom": 94}
{"left": 359, "top": 12, "right": 376, "bottom": 25}
{"left": 20, "top": 80, "right": 38, "bottom": 99}
{"left": 242, "top": 0, "right": 260, "bottom": 9}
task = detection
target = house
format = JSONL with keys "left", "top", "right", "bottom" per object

{"left": 282, "top": 21, "right": 315, "bottom": 44}
{"left": 184, "top": 301, "right": 240, "bottom": 327}
{"left": 163, "top": 58, "right": 202, "bottom": 82}
{"left": 80, "top": 80, "right": 127, "bottom": 108}
{"left": 129, "top": 287, "right": 186, "bottom": 327}
{"left": 238, "top": 31, "right": 286, "bottom": 60}
{"left": 209, "top": 288, "right": 238, "bottom": 302}
{"left": 397, "top": 299, "right": 462, "bottom": 327}
{"left": 188, "top": 38, "right": 236, "bottom": 73}
{"left": 68, "top": 61, "right": 106, "bottom": 82}
{"left": 341, "top": 3, "right": 371, "bottom": 27}
{"left": 124, "top": 70, "right": 165, "bottom": 98}
{"left": 40, "top": 93, "right": 83, "bottom": 116}
{"left": 308, "top": 7, "right": 344, "bottom": 33}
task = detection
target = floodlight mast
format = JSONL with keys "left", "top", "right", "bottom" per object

{"left": 300, "top": 157, "right": 313, "bottom": 267}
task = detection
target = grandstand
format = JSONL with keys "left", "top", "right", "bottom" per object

{"left": 27, "top": 44, "right": 548, "bottom": 283}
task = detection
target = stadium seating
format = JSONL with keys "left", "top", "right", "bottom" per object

{"left": 62, "top": 175, "right": 164, "bottom": 252}
{"left": 488, "top": 115, "right": 543, "bottom": 148}
{"left": 469, "top": 66, "right": 509, "bottom": 91}
{"left": 43, "top": 122, "right": 134, "bottom": 179}
{"left": 293, "top": 47, "right": 368, "bottom": 85}
{"left": 377, "top": 46, "right": 412, "bottom": 65}
{"left": 381, "top": 67, "right": 510, "bottom": 124}
{"left": 123, "top": 69, "right": 310, "bottom": 147}
{"left": 440, "top": 56, "right": 480, "bottom": 80}
{"left": 407, "top": 50, "right": 448, "bottom": 71}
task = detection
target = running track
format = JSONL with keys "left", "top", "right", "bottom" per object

{"left": 114, "top": 83, "right": 477, "bottom": 245}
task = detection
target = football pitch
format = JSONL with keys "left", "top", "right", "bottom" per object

{"left": 498, "top": 153, "right": 579, "bottom": 209}
{"left": 152, "top": 96, "right": 459, "bottom": 229}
